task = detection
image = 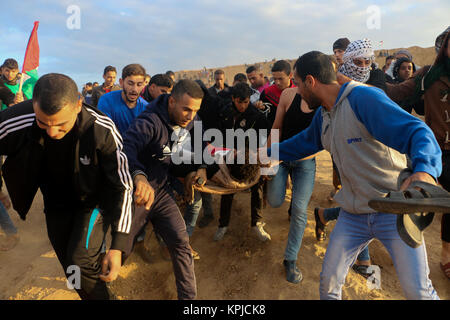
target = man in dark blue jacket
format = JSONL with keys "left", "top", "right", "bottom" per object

{"left": 123, "top": 79, "right": 217, "bottom": 300}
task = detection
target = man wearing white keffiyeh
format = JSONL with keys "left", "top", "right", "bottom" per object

{"left": 339, "top": 39, "right": 375, "bottom": 83}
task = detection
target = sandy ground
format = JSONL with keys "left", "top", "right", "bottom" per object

{"left": 0, "top": 150, "right": 448, "bottom": 300}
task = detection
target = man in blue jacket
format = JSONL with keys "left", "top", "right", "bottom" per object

{"left": 122, "top": 79, "right": 217, "bottom": 300}
{"left": 266, "top": 51, "right": 441, "bottom": 300}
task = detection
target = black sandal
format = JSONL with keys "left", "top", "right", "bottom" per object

{"left": 351, "top": 264, "right": 373, "bottom": 279}
{"left": 314, "top": 207, "right": 326, "bottom": 241}
{"left": 368, "top": 181, "right": 450, "bottom": 248}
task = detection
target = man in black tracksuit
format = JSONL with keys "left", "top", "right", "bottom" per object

{"left": 212, "top": 82, "right": 271, "bottom": 241}
{"left": 0, "top": 73, "right": 133, "bottom": 299}
{"left": 123, "top": 79, "right": 217, "bottom": 300}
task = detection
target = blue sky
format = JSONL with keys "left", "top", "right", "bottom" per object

{"left": 0, "top": 0, "right": 448, "bottom": 89}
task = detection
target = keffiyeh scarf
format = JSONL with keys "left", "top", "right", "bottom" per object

{"left": 338, "top": 39, "right": 374, "bottom": 83}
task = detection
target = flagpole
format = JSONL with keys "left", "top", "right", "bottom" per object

{"left": 18, "top": 21, "right": 39, "bottom": 97}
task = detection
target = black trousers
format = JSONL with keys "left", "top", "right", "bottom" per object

{"left": 123, "top": 186, "right": 196, "bottom": 300}
{"left": 45, "top": 208, "right": 112, "bottom": 300}
{"left": 438, "top": 151, "right": 450, "bottom": 243}
{"left": 219, "top": 177, "right": 264, "bottom": 227}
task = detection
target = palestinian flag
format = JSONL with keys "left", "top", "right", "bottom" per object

{"left": 1, "top": 21, "right": 39, "bottom": 110}
{"left": 20, "top": 21, "right": 40, "bottom": 96}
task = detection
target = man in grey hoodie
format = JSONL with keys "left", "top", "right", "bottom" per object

{"left": 266, "top": 51, "right": 441, "bottom": 300}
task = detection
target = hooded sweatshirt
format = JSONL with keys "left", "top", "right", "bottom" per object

{"left": 268, "top": 81, "right": 441, "bottom": 213}
{"left": 123, "top": 94, "right": 206, "bottom": 192}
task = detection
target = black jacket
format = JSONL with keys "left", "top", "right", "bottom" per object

{"left": 0, "top": 79, "right": 15, "bottom": 108}
{"left": 218, "top": 102, "right": 270, "bottom": 148}
{"left": 123, "top": 94, "right": 207, "bottom": 193}
{"left": 0, "top": 100, "right": 133, "bottom": 251}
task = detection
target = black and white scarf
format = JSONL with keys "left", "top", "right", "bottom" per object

{"left": 338, "top": 39, "right": 374, "bottom": 83}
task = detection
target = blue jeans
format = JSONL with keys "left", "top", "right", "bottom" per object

{"left": 319, "top": 209, "right": 439, "bottom": 300}
{"left": 323, "top": 207, "right": 370, "bottom": 262}
{"left": 267, "top": 159, "right": 316, "bottom": 261}
{"left": 0, "top": 201, "right": 16, "bottom": 235}
{"left": 184, "top": 191, "right": 213, "bottom": 237}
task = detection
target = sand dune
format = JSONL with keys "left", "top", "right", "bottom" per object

{"left": 174, "top": 46, "right": 436, "bottom": 87}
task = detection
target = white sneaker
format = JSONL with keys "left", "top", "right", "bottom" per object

{"left": 252, "top": 222, "right": 271, "bottom": 241}
{"left": 213, "top": 226, "right": 228, "bottom": 241}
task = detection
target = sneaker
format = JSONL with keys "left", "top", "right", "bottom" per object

{"left": 283, "top": 260, "right": 303, "bottom": 284}
{"left": 134, "top": 240, "right": 153, "bottom": 263}
{"left": 213, "top": 226, "right": 228, "bottom": 241}
{"left": 252, "top": 222, "right": 271, "bottom": 241}
{"left": 198, "top": 215, "right": 214, "bottom": 228}
{"left": 0, "top": 234, "right": 19, "bottom": 251}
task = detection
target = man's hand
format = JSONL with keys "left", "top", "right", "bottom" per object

{"left": 254, "top": 101, "right": 265, "bottom": 110}
{"left": 0, "top": 191, "right": 11, "bottom": 209}
{"left": 133, "top": 174, "right": 155, "bottom": 210}
{"left": 99, "top": 249, "right": 122, "bottom": 282}
{"left": 194, "top": 168, "right": 207, "bottom": 187}
{"left": 13, "top": 91, "right": 24, "bottom": 105}
{"left": 400, "top": 171, "right": 437, "bottom": 191}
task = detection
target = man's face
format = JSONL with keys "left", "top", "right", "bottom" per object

{"left": 247, "top": 71, "right": 265, "bottom": 89}
{"left": 333, "top": 49, "right": 345, "bottom": 65}
{"left": 214, "top": 74, "right": 225, "bottom": 89}
{"left": 85, "top": 84, "right": 93, "bottom": 92}
{"left": 398, "top": 62, "right": 413, "bottom": 81}
{"left": 232, "top": 97, "right": 250, "bottom": 113}
{"left": 272, "top": 71, "right": 291, "bottom": 91}
{"left": 120, "top": 75, "right": 146, "bottom": 103}
{"left": 352, "top": 57, "right": 372, "bottom": 68}
{"left": 168, "top": 93, "right": 202, "bottom": 128}
{"left": 294, "top": 72, "right": 322, "bottom": 110}
{"left": 103, "top": 71, "right": 117, "bottom": 87}
{"left": 33, "top": 99, "right": 82, "bottom": 140}
{"left": 149, "top": 84, "right": 171, "bottom": 99}
{"left": 2, "top": 67, "right": 19, "bottom": 82}
{"left": 385, "top": 58, "right": 394, "bottom": 70}
{"left": 144, "top": 76, "right": 150, "bottom": 86}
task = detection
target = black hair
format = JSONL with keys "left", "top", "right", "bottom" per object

{"left": 271, "top": 60, "right": 291, "bottom": 75}
{"left": 194, "top": 80, "right": 208, "bottom": 95}
{"left": 393, "top": 57, "right": 416, "bottom": 81}
{"left": 149, "top": 73, "right": 174, "bottom": 88}
{"left": 165, "top": 70, "right": 175, "bottom": 77}
{"left": 386, "top": 55, "right": 395, "bottom": 62}
{"left": 294, "top": 51, "right": 336, "bottom": 84}
{"left": 233, "top": 73, "right": 247, "bottom": 83}
{"left": 332, "top": 38, "right": 350, "bottom": 51}
{"left": 121, "top": 64, "right": 146, "bottom": 80}
{"left": 1, "top": 58, "right": 19, "bottom": 70}
{"left": 103, "top": 65, "right": 117, "bottom": 76}
{"left": 214, "top": 69, "right": 225, "bottom": 76}
{"left": 246, "top": 65, "right": 257, "bottom": 74}
{"left": 231, "top": 82, "right": 252, "bottom": 100}
{"left": 86, "top": 82, "right": 93, "bottom": 86}
{"left": 33, "top": 73, "right": 79, "bottom": 115}
{"left": 171, "top": 79, "right": 204, "bottom": 100}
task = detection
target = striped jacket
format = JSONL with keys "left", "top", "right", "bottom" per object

{"left": 0, "top": 100, "right": 133, "bottom": 251}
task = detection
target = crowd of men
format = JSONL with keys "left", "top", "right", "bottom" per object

{"left": 0, "top": 25, "right": 449, "bottom": 300}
